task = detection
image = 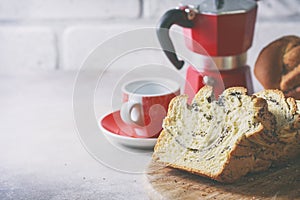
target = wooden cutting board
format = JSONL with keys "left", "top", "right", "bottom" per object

{"left": 145, "top": 159, "right": 300, "bottom": 200}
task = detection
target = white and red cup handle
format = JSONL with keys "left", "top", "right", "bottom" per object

{"left": 120, "top": 101, "right": 144, "bottom": 126}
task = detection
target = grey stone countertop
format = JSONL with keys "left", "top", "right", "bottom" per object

{"left": 0, "top": 70, "right": 153, "bottom": 200}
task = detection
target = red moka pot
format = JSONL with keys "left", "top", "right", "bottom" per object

{"left": 157, "top": 0, "right": 257, "bottom": 100}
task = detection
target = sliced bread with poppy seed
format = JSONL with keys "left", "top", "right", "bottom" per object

{"left": 153, "top": 86, "right": 278, "bottom": 183}
{"left": 255, "top": 89, "right": 300, "bottom": 162}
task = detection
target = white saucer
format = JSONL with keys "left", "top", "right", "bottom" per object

{"left": 99, "top": 111, "right": 158, "bottom": 149}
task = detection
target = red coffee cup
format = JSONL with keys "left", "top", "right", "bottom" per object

{"left": 120, "top": 78, "right": 180, "bottom": 138}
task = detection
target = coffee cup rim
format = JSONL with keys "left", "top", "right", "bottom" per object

{"left": 121, "top": 78, "right": 180, "bottom": 97}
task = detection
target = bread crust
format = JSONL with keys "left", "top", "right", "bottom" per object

{"left": 254, "top": 35, "right": 300, "bottom": 99}
{"left": 281, "top": 65, "right": 300, "bottom": 91}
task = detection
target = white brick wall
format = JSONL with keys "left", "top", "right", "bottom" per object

{"left": 62, "top": 23, "right": 146, "bottom": 70}
{"left": 0, "top": 0, "right": 299, "bottom": 71}
{"left": 143, "top": 0, "right": 178, "bottom": 18}
{"left": 0, "top": 0, "right": 140, "bottom": 20}
{"left": 0, "top": 26, "right": 56, "bottom": 71}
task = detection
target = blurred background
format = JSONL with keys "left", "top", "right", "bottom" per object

{"left": 0, "top": 0, "right": 299, "bottom": 72}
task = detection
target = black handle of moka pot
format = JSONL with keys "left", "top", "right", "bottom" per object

{"left": 157, "top": 9, "right": 194, "bottom": 70}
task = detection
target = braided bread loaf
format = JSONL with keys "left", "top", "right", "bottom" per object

{"left": 153, "top": 86, "right": 300, "bottom": 183}
{"left": 254, "top": 35, "right": 300, "bottom": 99}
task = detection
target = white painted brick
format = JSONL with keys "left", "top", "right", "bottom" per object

{"left": 0, "top": 26, "right": 56, "bottom": 71}
{"left": 257, "top": 0, "right": 300, "bottom": 19}
{"left": 143, "top": 0, "right": 178, "bottom": 19}
{"left": 61, "top": 21, "right": 175, "bottom": 71}
{"left": 0, "top": 0, "right": 140, "bottom": 20}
